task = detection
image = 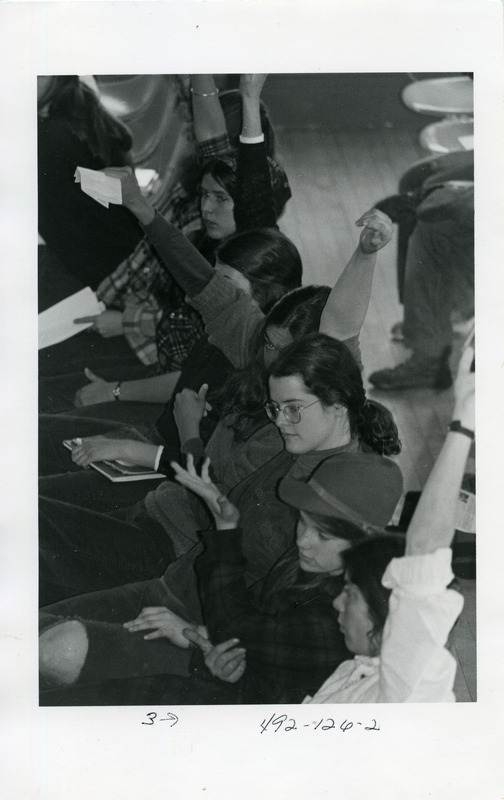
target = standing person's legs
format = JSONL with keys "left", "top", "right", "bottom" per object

{"left": 39, "top": 498, "right": 176, "bottom": 605}
{"left": 369, "top": 217, "right": 473, "bottom": 390}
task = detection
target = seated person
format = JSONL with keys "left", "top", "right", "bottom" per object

{"left": 38, "top": 226, "right": 303, "bottom": 511}
{"left": 188, "top": 344, "right": 474, "bottom": 704}
{"left": 39, "top": 448, "right": 403, "bottom": 706}
{"left": 39, "top": 74, "right": 290, "bottom": 411}
{"left": 39, "top": 209, "right": 395, "bottom": 602}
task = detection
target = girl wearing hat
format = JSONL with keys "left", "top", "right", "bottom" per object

{"left": 39, "top": 334, "right": 402, "bottom": 704}
{"left": 192, "top": 347, "right": 474, "bottom": 704}
{"left": 39, "top": 447, "right": 402, "bottom": 705}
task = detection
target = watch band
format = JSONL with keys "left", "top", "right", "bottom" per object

{"left": 448, "top": 420, "right": 474, "bottom": 440}
{"left": 112, "top": 381, "right": 122, "bottom": 401}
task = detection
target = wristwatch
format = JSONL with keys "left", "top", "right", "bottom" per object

{"left": 112, "top": 381, "right": 122, "bottom": 401}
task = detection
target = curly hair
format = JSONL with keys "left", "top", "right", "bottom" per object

{"left": 267, "top": 333, "right": 401, "bottom": 456}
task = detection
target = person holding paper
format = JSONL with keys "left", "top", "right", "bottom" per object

{"left": 38, "top": 74, "right": 290, "bottom": 412}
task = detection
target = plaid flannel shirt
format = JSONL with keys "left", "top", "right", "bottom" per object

{"left": 195, "top": 530, "right": 351, "bottom": 702}
{"left": 96, "top": 132, "right": 232, "bottom": 367}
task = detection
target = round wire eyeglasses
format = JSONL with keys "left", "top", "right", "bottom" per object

{"left": 264, "top": 398, "right": 321, "bottom": 425}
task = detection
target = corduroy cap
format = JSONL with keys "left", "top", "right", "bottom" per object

{"left": 278, "top": 452, "right": 403, "bottom": 535}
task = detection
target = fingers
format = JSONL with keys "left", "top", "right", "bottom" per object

{"left": 74, "top": 316, "right": 97, "bottom": 324}
{"left": 103, "top": 166, "right": 134, "bottom": 178}
{"left": 198, "top": 383, "right": 209, "bottom": 400}
{"left": 183, "top": 628, "right": 213, "bottom": 655}
{"left": 355, "top": 207, "right": 388, "bottom": 226}
{"left": 123, "top": 607, "right": 167, "bottom": 632}
{"left": 205, "top": 640, "right": 247, "bottom": 682}
{"left": 200, "top": 457, "right": 212, "bottom": 482}
{"left": 185, "top": 452, "right": 198, "bottom": 477}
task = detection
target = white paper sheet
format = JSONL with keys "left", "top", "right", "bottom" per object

{"left": 38, "top": 287, "right": 106, "bottom": 349}
{"left": 74, "top": 166, "right": 122, "bottom": 208}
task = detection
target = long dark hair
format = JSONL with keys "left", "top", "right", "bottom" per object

{"left": 38, "top": 76, "right": 132, "bottom": 164}
{"left": 341, "top": 534, "right": 406, "bottom": 653}
{"left": 201, "top": 158, "right": 237, "bottom": 202}
{"left": 264, "top": 511, "right": 369, "bottom": 607}
{"left": 217, "top": 228, "right": 302, "bottom": 312}
{"left": 268, "top": 333, "right": 401, "bottom": 456}
{"left": 219, "top": 285, "right": 331, "bottom": 440}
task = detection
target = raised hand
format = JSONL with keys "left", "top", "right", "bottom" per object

{"left": 184, "top": 629, "right": 246, "bottom": 683}
{"left": 74, "top": 368, "right": 116, "bottom": 407}
{"left": 356, "top": 208, "right": 393, "bottom": 254}
{"left": 173, "top": 384, "right": 212, "bottom": 445}
{"left": 239, "top": 74, "right": 268, "bottom": 99}
{"left": 171, "top": 454, "right": 240, "bottom": 529}
{"left": 103, "top": 166, "right": 155, "bottom": 225}
{"left": 74, "top": 310, "right": 124, "bottom": 338}
{"left": 123, "top": 606, "right": 200, "bottom": 648}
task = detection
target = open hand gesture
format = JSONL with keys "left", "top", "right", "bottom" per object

{"left": 356, "top": 208, "right": 393, "bottom": 254}
{"left": 171, "top": 455, "right": 240, "bottom": 530}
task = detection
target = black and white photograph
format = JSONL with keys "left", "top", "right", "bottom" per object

{"left": 2, "top": 2, "right": 503, "bottom": 798}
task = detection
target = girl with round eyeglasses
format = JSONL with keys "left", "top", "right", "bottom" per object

{"left": 186, "top": 347, "right": 475, "bottom": 704}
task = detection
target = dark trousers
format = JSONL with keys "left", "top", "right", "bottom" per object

{"left": 39, "top": 499, "right": 176, "bottom": 605}
{"left": 403, "top": 218, "right": 474, "bottom": 358}
{"left": 38, "top": 413, "right": 165, "bottom": 512}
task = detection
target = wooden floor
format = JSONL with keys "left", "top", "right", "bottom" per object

{"left": 274, "top": 125, "right": 476, "bottom": 701}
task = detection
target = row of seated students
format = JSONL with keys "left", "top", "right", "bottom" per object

{"left": 38, "top": 74, "right": 475, "bottom": 706}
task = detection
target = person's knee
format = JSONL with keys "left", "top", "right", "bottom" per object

{"left": 39, "top": 620, "right": 89, "bottom": 686}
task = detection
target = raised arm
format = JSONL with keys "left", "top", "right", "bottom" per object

{"left": 191, "top": 74, "right": 227, "bottom": 143}
{"left": 405, "top": 345, "right": 475, "bottom": 556}
{"left": 319, "top": 208, "right": 393, "bottom": 341}
{"left": 234, "top": 74, "right": 278, "bottom": 232}
{"left": 374, "top": 348, "right": 474, "bottom": 702}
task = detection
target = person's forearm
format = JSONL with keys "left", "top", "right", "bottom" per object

{"left": 405, "top": 431, "right": 473, "bottom": 556}
{"left": 123, "top": 191, "right": 156, "bottom": 226}
{"left": 241, "top": 94, "right": 262, "bottom": 139}
{"left": 118, "top": 371, "right": 181, "bottom": 404}
{"left": 142, "top": 212, "right": 214, "bottom": 296}
{"left": 319, "top": 246, "right": 377, "bottom": 339}
{"left": 191, "top": 75, "right": 226, "bottom": 142}
{"left": 119, "top": 440, "right": 161, "bottom": 469}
